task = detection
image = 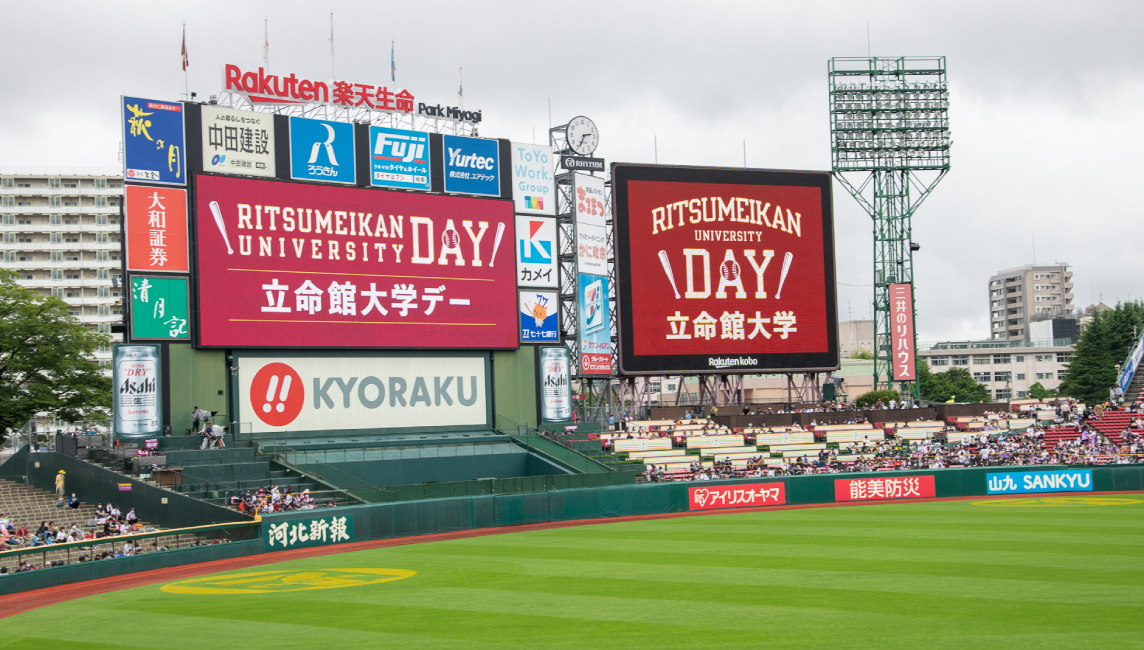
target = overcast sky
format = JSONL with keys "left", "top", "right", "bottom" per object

{"left": 2, "top": 1, "right": 1141, "bottom": 343}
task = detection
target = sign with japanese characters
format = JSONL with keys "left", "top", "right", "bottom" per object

{"left": 264, "top": 514, "right": 353, "bottom": 552}
{"left": 129, "top": 276, "right": 190, "bottom": 340}
{"left": 200, "top": 105, "right": 275, "bottom": 177}
{"left": 193, "top": 175, "right": 516, "bottom": 349}
{"left": 112, "top": 344, "right": 162, "bottom": 437}
{"left": 889, "top": 283, "right": 916, "bottom": 380}
{"left": 124, "top": 185, "right": 188, "bottom": 273}
{"left": 122, "top": 96, "right": 185, "bottom": 185}
{"left": 511, "top": 143, "right": 555, "bottom": 215}
{"left": 442, "top": 135, "right": 500, "bottom": 197}
{"left": 834, "top": 475, "right": 935, "bottom": 502}
{"left": 688, "top": 482, "right": 786, "bottom": 510}
{"left": 370, "top": 126, "right": 430, "bottom": 191}
{"left": 573, "top": 173, "right": 608, "bottom": 276}
{"left": 520, "top": 289, "right": 559, "bottom": 343}
{"left": 237, "top": 354, "right": 489, "bottom": 434}
{"left": 289, "top": 116, "right": 356, "bottom": 184}
{"left": 612, "top": 164, "right": 839, "bottom": 375}
{"left": 514, "top": 215, "right": 557, "bottom": 288}
{"left": 986, "top": 470, "right": 1093, "bottom": 495}
{"left": 578, "top": 273, "right": 612, "bottom": 375}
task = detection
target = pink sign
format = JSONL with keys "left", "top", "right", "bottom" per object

{"left": 889, "top": 283, "right": 917, "bottom": 380}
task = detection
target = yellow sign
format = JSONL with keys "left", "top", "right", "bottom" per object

{"left": 161, "top": 568, "right": 415, "bottom": 594}
{"left": 972, "top": 497, "right": 1142, "bottom": 508}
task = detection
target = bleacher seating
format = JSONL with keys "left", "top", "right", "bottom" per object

{"left": 612, "top": 438, "right": 673, "bottom": 453}
{"left": 1087, "top": 411, "right": 1135, "bottom": 444}
{"left": 685, "top": 435, "right": 746, "bottom": 450}
{"left": 753, "top": 432, "right": 815, "bottom": 445}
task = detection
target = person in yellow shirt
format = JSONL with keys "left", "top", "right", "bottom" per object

{"left": 54, "top": 470, "right": 65, "bottom": 497}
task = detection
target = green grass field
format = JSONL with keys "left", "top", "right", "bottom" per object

{"left": 3, "top": 496, "right": 1144, "bottom": 648}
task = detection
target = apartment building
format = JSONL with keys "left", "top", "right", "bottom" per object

{"left": 0, "top": 168, "right": 124, "bottom": 367}
{"left": 919, "top": 340, "right": 1072, "bottom": 400}
{"left": 988, "top": 263, "right": 1074, "bottom": 340}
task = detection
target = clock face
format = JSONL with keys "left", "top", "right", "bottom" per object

{"left": 566, "top": 116, "right": 598, "bottom": 156}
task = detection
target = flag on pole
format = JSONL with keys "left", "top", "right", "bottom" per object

{"left": 458, "top": 67, "right": 463, "bottom": 109}
{"left": 181, "top": 24, "right": 189, "bottom": 71}
{"left": 391, "top": 40, "right": 395, "bottom": 82}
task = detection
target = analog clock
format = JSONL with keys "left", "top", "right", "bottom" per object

{"left": 566, "top": 116, "right": 599, "bottom": 156}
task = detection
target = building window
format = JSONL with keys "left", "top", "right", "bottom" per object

{"left": 1, "top": 196, "right": 12, "bottom": 207}
{"left": 97, "top": 287, "right": 110, "bottom": 298}
{"left": 1035, "top": 355, "right": 1052, "bottom": 362}
{"left": 97, "top": 305, "right": 110, "bottom": 316}
{"left": 94, "top": 178, "right": 107, "bottom": 189}
{"left": 96, "top": 232, "right": 108, "bottom": 243}
{"left": 49, "top": 232, "right": 61, "bottom": 244}
{"left": 930, "top": 357, "right": 948, "bottom": 367}
{"left": 972, "top": 355, "right": 991, "bottom": 365}
{"left": 97, "top": 269, "right": 109, "bottom": 279}
{"left": 1016, "top": 373, "right": 1025, "bottom": 380}
{"left": 47, "top": 178, "right": 60, "bottom": 188}
{"left": 1058, "top": 369, "right": 1068, "bottom": 380}
{"left": 1036, "top": 372, "right": 1053, "bottom": 380}
{"left": 994, "top": 371, "right": 1011, "bottom": 382}
{"left": 65, "top": 273, "right": 79, "bottom": 279}
{"left": 50, "top": 251, "right": 62, "bottom": 262}
{"left": 995, "top": 388, "right": 1012, "bottom": 400}
{"left": 50, "top": 269, "right": 63, "bottom": 280}
{"left": 96, "top": 214, "right": 108, "bottom": 225}
{"left": 951, "top": 355, "right": 969, "bottom": 366}
{"left": 97, "top": 323, "right": 111, "bottom": 334}
{"left": 96, "top": 250, "right": 109, "bottom": 261}
{"left": 50, "top": 288, "right": 64, "bottom": 297}
{"left": 1015, "top": 356, "right": 1025, "bottom": 362}
{"left": 48, "top": 196, "right": 62, "bottom": 207}
{"left": 1017, "top": 391, "right": 1028, "bottom": 398}
{"left": 1056, "top": 353, "right": 1071, "bottom": 363}
{"left": 0, "top": 178, "right": 12, "bottom": 188}
{"left": 94, "top": 196, "right": 109, "bottom": 207}
{"left": 2, "top": 251, "right": 13, "bottom": 262}
{"left": 49, "top": 214, "right": 62, "bottom": 225}
{"left": 3, "top": 233, "right": 14, "bottom": 243}
{"left": 973, "top": 372, "right": 991, "bottom": 383}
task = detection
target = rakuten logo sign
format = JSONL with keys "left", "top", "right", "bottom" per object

{"left": 240, "top": 355, "right": 488, "bottom": 433}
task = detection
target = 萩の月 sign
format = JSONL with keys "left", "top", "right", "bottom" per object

{"left": 192, "top": 175, "right": 517, "bottom": 349}
{"left": 611, "top": 164, "right": 839, "bottom": 374}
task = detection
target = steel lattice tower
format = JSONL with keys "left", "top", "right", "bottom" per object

{"left": 829, "top": 56, "right": 951, "bottom": 395}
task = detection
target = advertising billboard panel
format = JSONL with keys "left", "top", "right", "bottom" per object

{"left": 539, "top": 346, "right": 572, "bottom": 423}
{"left": 236, "top": 354, "right": 489, "bottom": 434}
{"left": 369, "top": 126, "right": 431, "bottom": 191}
{"left": 834, "top": 475, "right": 934, "bottom": 502}
{"left": 510, "top": 142, "right": 555, "bottom": 215}
{"left": 124, "top": 184, "right": 189, "bottom": 273}
{"left": 520, "top": 289, "right": 559, "bottom": 343}
{"left": 688, "top": 483, "right": 786, "bottom": 510}
{"left": 573, "top": 173, "right": 608, "bottom": 276}
{"left": 113, "top": 344, "right": 162, "bottom": 437}
{"left": 578, "top": 273, "right": 612, "bottom": 375}
{"left": 889, "top": 283, "right": 917, "bottom": 380}
{"left": 200, "top": 105, "right": 275, "bottom": 177}
{"left": 514, "top": 215, "right": 557, "bottom": 288}
{"left": 122, "top": 96, "right": 185, "bottom": 185}
{"left": 193, "top": 175, "right": 517, "bottom": 349}
{"left": 129, "top": 275, "right": 190, "bottom": 340}
{"left": 986, "top": 470, "right": 1092, "bottom": 495}
{"left": 442, "top": 135, "right": 500, "bottom": 197}
{"left": 611, "top": 164, "right": 838, "bottom": 374}
{"left": 289, "top": 116, "right": 356, "bottom": 184}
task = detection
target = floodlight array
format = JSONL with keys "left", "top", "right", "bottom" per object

{"left": 830, "top": 80, "right": 950, "bottom": 171}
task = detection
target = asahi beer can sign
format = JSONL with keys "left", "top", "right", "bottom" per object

{"left": 539, "top": 347, "right": 572, "bottom": 423}
{"left": 113, "top": 344, "right": 162, "bottom": 437}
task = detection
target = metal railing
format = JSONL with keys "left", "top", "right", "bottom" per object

{"left": 255, "top": 442, "right": 383, "bottom": 505}
{"left": 510, "top": 431, "right": 615, "bottom": 473}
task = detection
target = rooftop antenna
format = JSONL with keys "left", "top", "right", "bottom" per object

{"left": 743, "top": 140, "right": 747, "bottom": 167}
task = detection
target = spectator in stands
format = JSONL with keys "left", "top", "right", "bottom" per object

{"left": 54, "top": 470, "right": 65, "bottom": 497}
{"left": 67, "top": 493, "right": 79, "bottom": 509}
{"left": 125, "top": 508, "right": 138, "bottom": 525}
{"left": 191, "top": 406, "right": 211, "bottom": 433}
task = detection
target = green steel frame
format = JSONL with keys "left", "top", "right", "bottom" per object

{"left": 829, "top": 56, "right": 951, "bottom": 395}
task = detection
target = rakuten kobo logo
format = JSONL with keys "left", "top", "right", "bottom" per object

{"left": 250, "top": 363, "right": 304, "bottom": 426}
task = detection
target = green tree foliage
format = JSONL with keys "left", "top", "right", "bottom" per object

{"left": 1027, "top": 382, "right": 1056, "bottom": 400}
{"left": 1059, "top": 301, "right": 1144, "bottom": 404}
{"left": 917, "top": 359, "right": 991, "bottom": 403}
{"left": 854, "top": 389, "right": 901, "bottom": 409}
{"left": 848, "top": 349, "right": 874, "bottom": 360}
{"left": 0, "top": 270, "right": 111, "bottom": 433}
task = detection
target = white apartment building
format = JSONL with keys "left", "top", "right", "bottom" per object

{"left": 0, "top": 167, "right": 124, "bottom": 367}
{"left": 919, "top": 340, "right": 1072, "bottom": 400}
{"left": 988, "top": 263, "right": 1074, "bottom": 340}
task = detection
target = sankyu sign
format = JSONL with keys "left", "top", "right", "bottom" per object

{"left": 239, "top": 355, "right": 489, "bottom": 434}
{"left": 688, "top": 483, "right": 786, "bottom": 510}
{"left": 222, "top": 64, "right": 481, "bottom": 124}
{"left": 986, "top": 469, "right": 1093, "bottom": 495}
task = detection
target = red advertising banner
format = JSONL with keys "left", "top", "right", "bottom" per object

{"left": 688, "top": 482, "right": 786, "bottom": 510}
{"left": 193, "top": 175, "right": 517, "bottom": 349}
{"left": 124, "top": 184, "right": 189, "bottom": 273}
{"left": 834, "top": 475, "right": 935, "bottom": 502}
{"left": 889, "top": 283, "right": 917, "bottom": 380}
{"left": 612, "top": 165, "right": 838, "bottom": 374}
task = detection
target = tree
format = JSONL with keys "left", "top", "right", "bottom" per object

{"left": 848, "top": 349, "right": 874, "bottom": 360}
{"left": 854, "top": 389, "right": 901, "bottom": 409}
{"left": 0, "top": 269, "right": 111, "bottom": 434}
{"left": 1059, "top": 301, "right": 1144, "bottom": 403}
{"left": 919, "top": 364, "right": 991, "bottom": 403}
{"left": 1027, "top": 382, "right": 1055, "bottom": 400}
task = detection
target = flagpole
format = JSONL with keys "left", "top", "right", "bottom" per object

{"left": 182, "top": 22, "right": 189, "bottom": 100}
{"left": 263, "top": 18, "right": 269, "bottom": 67}
{"left": 329, "top": 13, "right": 336, "bottom": 80}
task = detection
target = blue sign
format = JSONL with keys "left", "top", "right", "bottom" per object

{"left": 442, "top": 135, "right": 500, "bottom": 197}
{"left": 520, "top": 290, "right": 559, "bottom": 343}
{"left": 289, "top": 117, "right": 356, "bottom": 184}
{"left": 369, "top": 126, "right": 430, "bottom": 190}
{"left": 986, "top": 469, "right": 1093, "bottom": 494}
{"left": 122, "top": 96, "right": 185, "bottom": 185}
{"left": 578, "top": 273, "right": 612, "bottom": 375}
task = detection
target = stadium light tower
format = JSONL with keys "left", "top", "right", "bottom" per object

{"left": 828, "top": 56, "right": 951, "bottom": 397}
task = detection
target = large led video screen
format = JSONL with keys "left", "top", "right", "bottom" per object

{"left": 193, "top": 175, "right": 517, "bottom": 349}
{"left": 612, "top": 164, "right": 838, "bottom": 374}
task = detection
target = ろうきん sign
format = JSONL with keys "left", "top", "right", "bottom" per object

{"left": 688, "top": 483, "right": 786, "bottom": 510}
{"left": 193, "top": 175, "right": 516, "bottom": 349}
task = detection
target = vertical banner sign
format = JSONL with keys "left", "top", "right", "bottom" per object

{"left": 539, "top": 346, "right": 572, "bottom": 423}
{"left": 122, "top": 96, "right": 185, "bottom": 185}
{"left": 520, "top": 289, "right": 559, "bottom": 343}
{"left": 130, "top": 276, "right": 190, "bottom": 340}
{"left": 510, "top": 142, "right": 555, "bottom": 215}
{"left": 573, "top": 173, "right": 608, "bottom": 275}
{"left": 579, "top": 273, "right": 612, "bottom": 375}
{"left": 200, "top": 105, "right": 275, "bottom": 177}
{"left": 889, "top": 283, "right": 916, "bottom": 380}
{"left": 113, "top": 344, "right": 162, "bottom": 437}
{"left": 124, "top": 185, "right": 189, "bottom": 273}
{"left": 289, "top": 116, "right": 356, "bottom": 184}
{"left": 514, "top": 215, "right": 557, "bottom": 288}
{"left": 442, "top": 135, "right": 500, "bottom": 197}
{"left": 369, "top": 126, "right": 431, "bottom": 191}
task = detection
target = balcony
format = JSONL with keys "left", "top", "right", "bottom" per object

{"left": 1, "top": 223, "right": 121, "bottom": 233}
{"left": 78, "top": 314, "right": 124, "bottom": 324}
{"left": 61, "top": 296, "right": 120, "bottom": 306}
{"left": 0, "top": 187, "right": 122, "bottom": 197}
{"left": 0, "top": 205, "right": 119, "bottom": 215}
{"left": 1, "top": 241, "right": 122, "bottom": 251}
{"left": 18, "top": 278, "right": 116, "bottom": 288}
{"left": 2, "top": 259, "right": 122, "bottom": 270}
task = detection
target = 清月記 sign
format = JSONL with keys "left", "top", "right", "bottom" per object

{"left": 130, "top": 276, "right": 190, "bottom": 340}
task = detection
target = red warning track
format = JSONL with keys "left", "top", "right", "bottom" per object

{"left": 2, "top": 490, "right": 1141, "bottom": 619}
